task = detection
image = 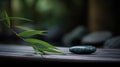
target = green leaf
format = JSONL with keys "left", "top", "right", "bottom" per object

{"left": 18, "top": 30, "right": 47, "bottom": 37}
{"left": 9, "top": 17, "right": 33, "bottom": 22}
{"left": 31, "top": 44, "right": 62, "bottom": 54}
{"left": 4, "top": 10, "right": 10, "bottom": 28}
{"left": 0, "top": 17, "right": 33, "bottom": 22}
{"left": 25, "top": 38, "right": 57, "bottom": 49}
{"left": 39, "top": 48, "right": 63, "bottom": 53}
{"left": 31, "top": 44, "right": 46, "bottom": 55}
{"left": 16, "top": 26, "right": 34, "bottom": 31}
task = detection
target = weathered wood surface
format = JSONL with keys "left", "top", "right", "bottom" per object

{"left": 0, "top": 44, "right": 120, "bottom": 63}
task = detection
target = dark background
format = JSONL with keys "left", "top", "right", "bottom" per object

{"left": 0, "top": 0, "right": 120, "bottom": 48}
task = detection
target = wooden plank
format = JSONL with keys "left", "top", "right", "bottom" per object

{"left": 0, "top": 44, "right": 120, "bottom": 63}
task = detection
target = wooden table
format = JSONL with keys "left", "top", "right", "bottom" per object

{"left": 0, "top": 44, "right": 120, "bottom": 64}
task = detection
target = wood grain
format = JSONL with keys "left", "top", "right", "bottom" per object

{"left": 0, "top": 44, "right": 120, "bottom": 63}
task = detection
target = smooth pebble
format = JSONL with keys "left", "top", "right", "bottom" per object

{"left": 69, "top": 45, "right": 96, "bottom": 54}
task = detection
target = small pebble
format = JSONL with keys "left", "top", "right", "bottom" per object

{"left": 69, "top": 45, "right": 96, "bottom": 54}
{"left": 104, "top": 36, "right": 120, "bottom": 49}
{"left": 82, "top": 31, "right": 112, "bottom": 44}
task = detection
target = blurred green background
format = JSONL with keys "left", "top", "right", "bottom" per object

{"left": 0, "top": 0, "right": 120, "bottom": 47}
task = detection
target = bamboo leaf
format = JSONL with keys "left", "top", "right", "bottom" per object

{"left": 4, "top": 10, "right": 10, "bottom": 28}
{"left": 25, "top": 38, "right": 57, "bottom": 49}
{"left": 9, "top": 17, "right": 33, "bottom": 22}
{"left": 39, "top": 48, "right": 63, "bottom": 53}
{"left": 18, "top": 30, "right": 47, "bottom": 37}
{"left": 0, "top": 9, "right": 63, "bottom": 55}
{"left": 0, "top": 17, "right": 33, "bottom": 22}
{"left": 30, "top": 44, "right": 63, "bottom": 54}
{"left": 32, "top": 44, "right": 62, "bottom": 53}
{"left": 31, "top": 44, "right": 46, "bottom": 55}
{"left": 16, "top": 26, "right": 34, "bottom": 31}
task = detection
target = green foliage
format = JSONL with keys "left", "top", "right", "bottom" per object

{"left": 25, "top": 38, "right": 62, "bottom": 53}
{"left": 0, "top": 10, "right": 11, "bottom": 28}
{"left": 0, "top": 10, "right": 63, "bottom": 55}
{"left": 25, "top": 38, "right": 57, "bottom": 49}
{"left": 4, "top": 10, "right": 11, "bottom": 28}
{"left": 9, "top": 17, "right": 33, "bottom": 22}
{"left": 18, "top": 30, "right": 47, "bottom": 37}
{"left": 16, "top": 26, "right": 34, "bottom": 31}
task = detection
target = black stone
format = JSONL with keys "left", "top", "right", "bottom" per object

{"left": 69, "top": 45, "right": 96, "bottom": 54}
{"left": 104, "top": 36, "right": 120, "bottom": 49}
{"left": 63, "top": 26, "right": 89, "bottom": 47}
{"left": 81, "top": 31, "right": 112, "bottom": 46}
